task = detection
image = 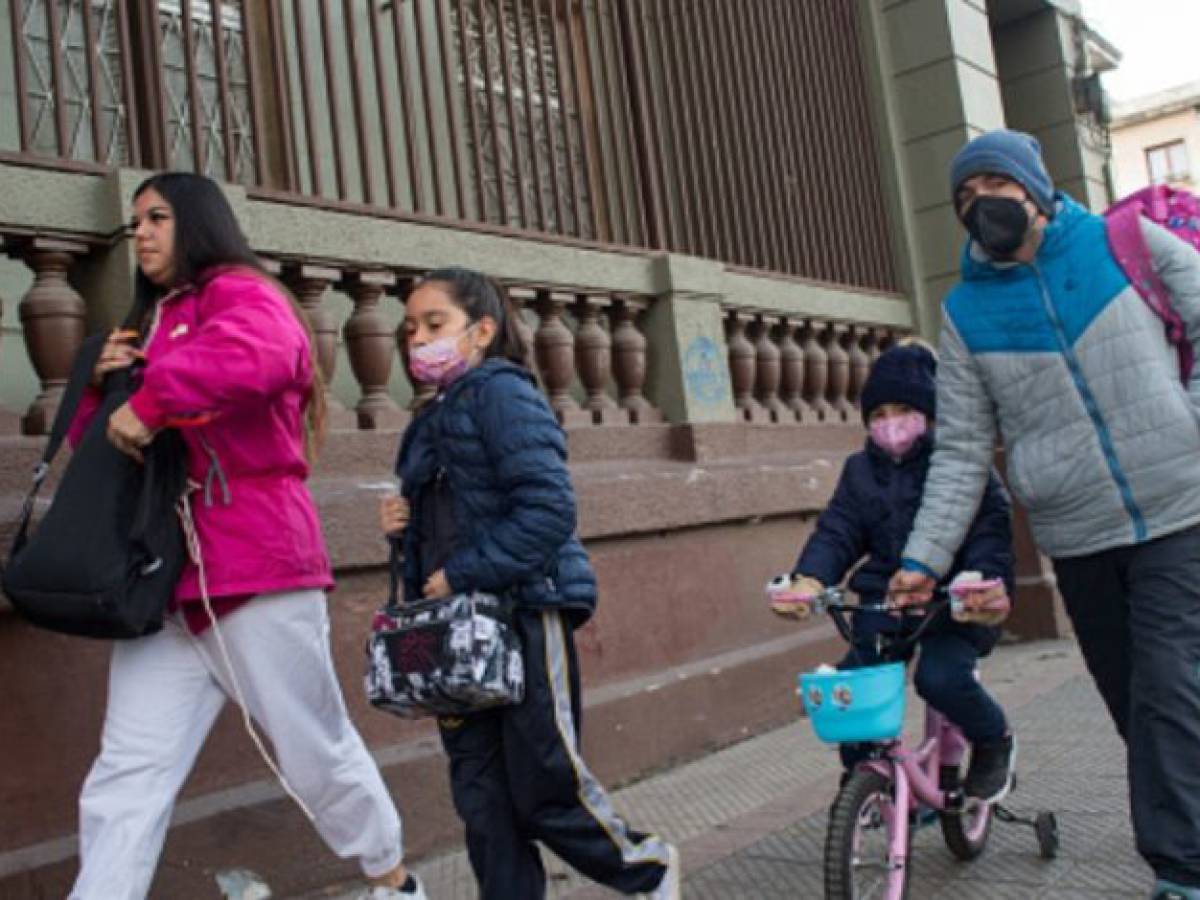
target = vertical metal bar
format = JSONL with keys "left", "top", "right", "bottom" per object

{"left": 780, "top": 0, "right": 832, "bottom": 280}
{"left": 239, "top": 0, "right": 268, "bottom": 184}
{"left": 475, "top": 0, "right": 510, "bottom": 224}
{"left": 9, "top": 1, "right": 30, "bottom": 152}
{"left": 843, "top": 1, "right": 897, "bottom": 290}
{"left": 561, "top": 0, "right": 599, "bottom": 238}
{"left": 180, "top": 0, "right": 206, "bottom": 172}
{"left": 367, "top": 1, "right": 399, "bottom": 207}
{"left": 493, "top": 0, "right": 529, "bottom": 227}
{"left": 609, "top": 0, "right": 649, "bottom": 244}
{"left": 531, "top": 0, "right": 566, "bottom": 231}
{"left": 455, "top": 0, "right": 488, "bottom": 221}
{"left": 514, "top": 0, "right": 547, "bottom": 230}
{"left": 317, "top": 0, "right": 348, "bottom": 198}
{"left": 634, "top": 0, "right": 674, "bottom": 249}
{"left": 81, "top": 0, "right": 104, "bottom": 162}
{"left": 136, "top": 0, "right": 170, "bottom": 168}
{"left": 546, "top": 0, "right": 582, "bottom": 234}
{"left": 292, "top": 0, "right": 323, "bottom": 194}
{"left": 577, "top": 0, "right": 613, "bottom": 240}
{"left": 391, "top": 0, "right": 425, "bottom": 210}
{"left": 657, "top": 0, "right": 699, "bottom": 255}
{"left": 412, "top": 0, "right": 447, "bottom": 216}
{"left": 44, "top": 0, "right": 69, "bottom": 157}
{"left": 720, "top": 0, "right": 770, "bottom": 270}
{"left": 705, "top": 0, "right": 750, "bottom": 266}
{"left": 343, "top": 0, "right": 376, "bottom": 204}
{"left": 116, "top": 0, "right": 142, "bottom": 164}
{"left": 434, "top": 0, "right": 467, "bottom": 217}
{"left": 757, "top": 0, "right": 802, "bottom": 275}
{"left": 592, "top": 0, "right": 635, "bottom": 244}
{"left": 616, "top": 0, "right": 666, "bottom": 250}
{"left": 681, "top": 0, "right": 729, "bottom": 261}
{"left": 675, "top": 0, "right": 716, "bottom": 258}
{"left": 770, "top": 0, "right": 817, "bottom": 277}
{"left": 210, "top": 0, "right": 237, "bottom": 181}
{"left": 740, "top": 0, "right": 787, "bottom": 272}
{"left": 266, "top": 0, "right": 299, "bottom": 191}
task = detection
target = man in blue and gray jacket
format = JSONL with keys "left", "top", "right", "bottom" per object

{"left": 890, "top": 129, "right": 1200, "bottom": 900}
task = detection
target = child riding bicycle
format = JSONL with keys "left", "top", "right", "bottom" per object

{"left": 772, "top": 343, "right": 1017, "bottom": 802}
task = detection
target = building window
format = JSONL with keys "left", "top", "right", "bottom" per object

{"left": 1146, "top": 140, "right": 1191, "bottom": 185}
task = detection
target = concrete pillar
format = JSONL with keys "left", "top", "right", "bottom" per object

{"left": 861, "top": 0, "right": 1006, "bottom": 341}
{"left": 642, "top": 255, "right": 736, "bottom": 425}
{"left": 992, "top": 8, "right": 1112, "bottom": 211}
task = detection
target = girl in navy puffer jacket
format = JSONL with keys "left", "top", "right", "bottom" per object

{"left": 772, "top": 344, "right": 1017, "bottom": 803}
{"left": 379, "top": 268, "right": 679, "bottom": 900}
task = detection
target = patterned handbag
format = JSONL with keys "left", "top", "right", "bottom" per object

{"left": 365, "top": 545, "right": 524, "bottom": 719}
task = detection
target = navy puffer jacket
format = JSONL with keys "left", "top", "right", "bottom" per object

{"left": 795, "top": 434, "right": 1013, "bottom": 610}
{"left": 394, "top": 359, "right": 597, "bottom": 622}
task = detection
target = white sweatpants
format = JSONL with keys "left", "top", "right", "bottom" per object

{"left": 70, "top": 590, "right": 403, "bottom": 900}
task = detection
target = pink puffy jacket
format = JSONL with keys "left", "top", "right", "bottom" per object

{"left": 69, "top": 268, "right": 333, "bottom": 604}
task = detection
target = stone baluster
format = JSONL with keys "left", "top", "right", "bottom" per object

{"left": 535, "top": 290, "right": 590, "bottom": 426}
{"left": 342, "top": 270, "right": 405, "bottom": 429}
{"left": 725, "top": 309, "right": 767, "bottom": 422}
{"left": 825, "top": 323, "right": 852, "bottom": 421}
{"left": 284, "top": 262, "right": 354, "bottom": 429}
{"left": 574, "top": 294, "right": 619, "bottom": 425}
{"left": 507, "top": 286, "right": 538, "bottom": 368}
{"left": 17, "top": 238, "right": 88, "bottom": 435}
{"left": 801, "top": 319, "right": 831, "bottom": 421}
{"left": 865, "top": 326, "right": 883, "bottom": 364}
{"left": 753, "top": 313, "right": 787, "bottom": 422}
{"left": 778, "top": 316, "right": 809, "bottom": 423}
{"left": 846, "top": 324, "right": 871, "bottom": 413}
{"left": 609, "top": 296, "right": 661, "bottom": 424}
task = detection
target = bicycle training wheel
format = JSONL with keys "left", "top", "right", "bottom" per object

{"left": 825, "top": 768, "right": 910, "bottom": 900}
{"left": 939, "top": 764, "right": 994, "bottom": 861}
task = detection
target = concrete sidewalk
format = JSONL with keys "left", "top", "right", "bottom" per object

{"left": 315, "top": 638, "right": 1148, "bottom": 899}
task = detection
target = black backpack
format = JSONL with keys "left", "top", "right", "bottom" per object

{"left": 2, "top": 334, "right": 188, "bottom": 638}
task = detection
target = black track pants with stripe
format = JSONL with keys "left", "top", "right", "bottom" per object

{"left": 438, "top": 609, "right": 670, "bottom": 899}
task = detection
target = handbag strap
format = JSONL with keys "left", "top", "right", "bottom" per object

{"left": 7, "top": 334, "right": 107, "bottom": 558}
{"left": 387, "top": 536, "right": 404, "bottom": 608}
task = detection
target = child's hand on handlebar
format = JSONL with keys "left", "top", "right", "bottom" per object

{"left": 768, "top": 574, "right": 824, "bottom": 620}
{"left": 949, "top": 572, "right": 1011, "bottom": 626}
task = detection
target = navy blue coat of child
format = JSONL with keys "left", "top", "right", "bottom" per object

{"left": 393, "top": 358, "right": 671, "bottom": 899}
{"left": 794, "top": 431, "right": 1014, "bottom": 753}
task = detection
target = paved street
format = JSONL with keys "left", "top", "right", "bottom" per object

{"left": 314, "top": 638, "right": 1148, "bottom": 899}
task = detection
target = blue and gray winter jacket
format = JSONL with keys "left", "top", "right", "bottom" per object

{"left": 904, "top": 194, "right": 1200, "bottom": 575}
{"left": 394, "top": 359, "right": 597, "bottom": 622}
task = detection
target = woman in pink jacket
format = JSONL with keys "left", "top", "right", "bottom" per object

{"left": 68, "top": 173, "right": 425, "bottom": 900}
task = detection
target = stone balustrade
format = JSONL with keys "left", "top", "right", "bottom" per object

{"left": 723, "top": 306, "right": 901, "bottom": 423}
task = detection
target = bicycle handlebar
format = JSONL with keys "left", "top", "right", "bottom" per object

{"left": 774, "top": 585, "right": 953, "bottom": 658}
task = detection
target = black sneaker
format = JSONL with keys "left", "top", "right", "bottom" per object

{"left": 964, "top": 734, "right": 1016, "bottom": 802}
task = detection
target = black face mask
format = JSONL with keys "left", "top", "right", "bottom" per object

{"left": 962, "top": 196, "right": 1031, "bottom": 259}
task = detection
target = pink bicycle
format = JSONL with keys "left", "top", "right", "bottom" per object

{"left": 788, "top": 586, "right": 1058, "bottom": 900}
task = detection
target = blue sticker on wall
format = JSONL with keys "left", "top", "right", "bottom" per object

{"left": 683, "top": 335, "right": 730, "bottom": 406}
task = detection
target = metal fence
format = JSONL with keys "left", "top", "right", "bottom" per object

{"left": 0, "top": 0, "right": 898, "bottom": 293}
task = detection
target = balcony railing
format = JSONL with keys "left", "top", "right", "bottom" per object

{"left": 1, "top": 0, "right": 900, "bottom": 295}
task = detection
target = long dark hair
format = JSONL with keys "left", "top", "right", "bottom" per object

{"left": 403, "top": 266, "right": 535, "bottom": 381}
{"left": 128, "top": 172, "right": 326, "bottom": 457}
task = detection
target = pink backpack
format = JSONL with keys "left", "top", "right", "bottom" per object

{"left": 1104, "top": 184, "right": 1200, "bottom": 382}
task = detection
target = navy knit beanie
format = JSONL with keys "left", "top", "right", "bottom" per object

{"left": 949, "top": 129, "right": 1055, "bottom": 216}
{"left": 860, "top": 344, "right": 937, "bottom": 425}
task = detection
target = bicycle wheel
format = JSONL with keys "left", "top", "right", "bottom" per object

{"left": 938, "top": 764, "right": 994, "bottom": 861}
{"left": 825, "top": 768, "right": 911, "bottom": 900}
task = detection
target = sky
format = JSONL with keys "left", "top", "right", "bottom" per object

{"left": 1080, "top": 0, "right": 1200, "bottom": 102}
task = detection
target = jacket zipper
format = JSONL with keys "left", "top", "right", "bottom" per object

{"left": 1031, "top": 262, "right": 1147, "bottom": 542}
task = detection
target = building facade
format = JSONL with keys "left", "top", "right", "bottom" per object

{"left": 0, "top": 1, "right": 1111, "bottom": 895}
{"left": 1110, "top": 81, "right": 1200, "bottom": 198}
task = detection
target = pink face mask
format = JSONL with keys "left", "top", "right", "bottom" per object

{"left": 408, "top": 327, "right": 477, "bottom": 388}
{"left": 869, "top": 411, "right": 928, "bottom": 458}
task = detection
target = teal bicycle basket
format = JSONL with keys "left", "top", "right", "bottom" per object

{"left": 799, "top": 662, "right": 906, "bottom": 744}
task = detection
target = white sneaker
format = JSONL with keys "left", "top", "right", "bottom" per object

{"left": 643, "top": 844, "right": 681, "bottom": 900}
{"left": 359, "top": 874, "right": 428, "bottom": 900}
